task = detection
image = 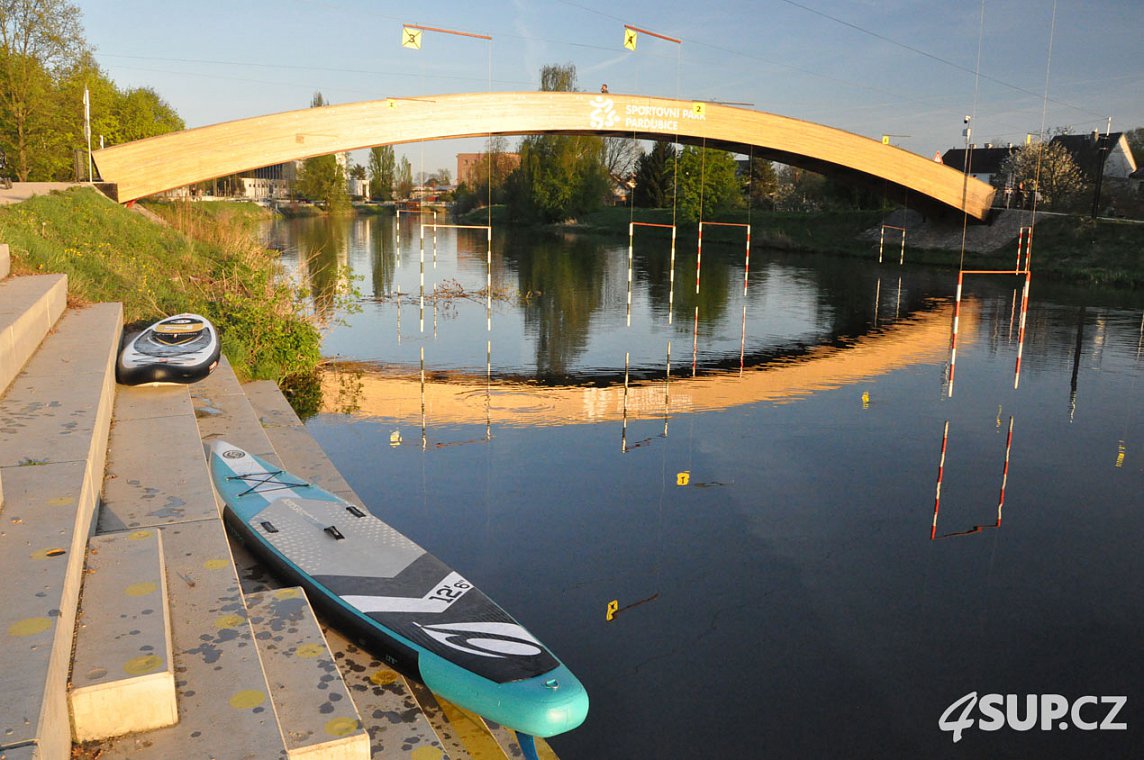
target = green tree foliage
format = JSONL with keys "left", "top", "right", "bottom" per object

{"left": 295, "top": 91, "right": 349, "bottom": 211}
{"left": 368, "top": 145, "right": 395, "bottom": 201}
{"left": 0, "top": 0, "right": 87, "bottom": 179}
{"left": 746, "top": 157, "right": 778, "bottom": 209}
{"left": 296, "top": 154, "right": 348, "bottom": 211}
{"left": 633, "top": 140, "right": 676, "bottom": 208}
{"left": 673, "top": 146, "right": 742, "bottom": 222}
{"left": 504, "top": 63, "right": 610, "bottom": 222}
{"left": 395, "top": 156, "right": 413, "bottom": 200}
{"left": 995, "top": 140, "right": 1086, "bottom": 210}
{"left": 1, "top": 3, "right": 183, "bottom": 180}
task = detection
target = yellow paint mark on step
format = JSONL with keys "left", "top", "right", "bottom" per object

{"left": 124, "top": 654, "right": 163, "bottom": 675}
{"left": 214, "top": 613, "right": 245, "bottom": 630}
{"left": 295, "top": 642, "right": 325, "bottom": 659}
{"left": 369, "top": 668, "right": 398, "bottom": 686}
{"left": 8, "top": 617, "right": 52, "bottom": 637}
{"left": 228, "top": 689, "right": 266, "bottom": 709}
{"left": 125, "top": 581, "right": 157, "bottom": 597}
{"left": 128, "top": 530, "right": 153, "bottom": 540}
{"left": 202, "top": 558, "right": 229, "bottom": 570}
{"left": 324, "top": 716, "right": 360, "bottom": 737}
{"left": 47, "top": 496, "right": 73, "bottom": 506}
{"left": 273, "top": 587, "right": 302, "bottom": 600}
{"left": 410, "top": 747, "right": 444, "bottom": 760}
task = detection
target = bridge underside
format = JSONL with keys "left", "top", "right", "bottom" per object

{"left": 92, "top": 91, "right": 994, "bottom": 219}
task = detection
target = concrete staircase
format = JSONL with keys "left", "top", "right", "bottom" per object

{"left": 0, "top": 242, "right": 555, "bottom": 759}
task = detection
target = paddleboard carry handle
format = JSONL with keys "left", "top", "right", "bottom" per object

{"left": 324, "top": 525, "right": 346, "bottom": 540}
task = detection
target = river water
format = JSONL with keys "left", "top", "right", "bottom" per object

{"left": 265, "top": 213, "right": 1143, "bottom": 759}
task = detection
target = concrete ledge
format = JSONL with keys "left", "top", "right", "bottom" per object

{"left": 190, "top": 357, "right": 280, "bottom": 465}
{"left": 0, "top": 303, "right": 121, "bottom": 760}
{"left": 209, "top": 376, "right": 447, "bottom": 758}
{"left": 0, "top": 461, "right": 98, "bottom": 760}
{"left": 99, "top": 519, "right": 287, "bottom": 759}
{"left": 69, "top": 529, "right": 176, "bottom": 741}
{"left": 98, "top": 386, "right": 221, "bottom": 533}
{"left": 0, "top": 274, "right": 67, "bottom": 397}
{"left": 0, "top": 243, "right": 9, "bottom": 279}
{"left": 245, "top": 588, "right": 369, "bottom": 760}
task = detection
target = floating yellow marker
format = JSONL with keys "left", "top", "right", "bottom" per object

{"left": 676, "top": 471, "right": 690, "bottom": 486}
{"left": 862, "top": 391, "right": 870, "bottom": 409}
{"left": 605, "top": 600, "right": 619, "bottom": 621}
{"left": 624, "top": 27, "right": 638, "bottom": 51}
{"left": 1116, "top": 442, "right": 1126, "bottom": 468}
{"left": 390, "top": 430, "right": 402, "bottom": 447}
{"left": 402, "top": 27, "right": 422, "bottom": 49}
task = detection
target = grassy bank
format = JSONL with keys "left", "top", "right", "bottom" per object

{"left": 0, "top": 188, "right": 322, "bottom": 402}
{"left": 548, "top": 206, "right": 1144, "bottom": 288}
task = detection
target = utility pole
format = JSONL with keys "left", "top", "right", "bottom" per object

{"left": 1090, "top": 118, "right": 1112, "bottom": 220}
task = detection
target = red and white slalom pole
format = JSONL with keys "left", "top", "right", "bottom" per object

{"left": 947, "top": 272, "right": 964, "bottom": 397}
{"left": 1014, "top": 271, "right": 1031, "bottom": 388}
{"left": 996, "top": 416, "right": 1014, "bottom": 526}
{"left": 932, "top": 420, "right": 950, "bottom": 540}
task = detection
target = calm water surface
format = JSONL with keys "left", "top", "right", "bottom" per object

{"left": 267, "top": 213, "right": 1143, "bottom": 759}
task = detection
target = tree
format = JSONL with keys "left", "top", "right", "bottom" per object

{"left": 1124, "top": 127, "right": 1144, "bottom": 168}
{"left": 633, "top": 141, "right": 676, "bottom": 207}
{"left": 673, "top": 146, "right": 742, "bottom": 222}
{"left": 395, "top": 155, "right": 413, "bottom": 199}
{"left": 368, "top": 145, "right": 395, "bottom": 201}
{"left": 995, "top": 140, "right": 1085, "bottom": 210}
{"left": 295, "top": 91, "right": 349, "bottom": 211}
{"left": 504, "top": 63, "right": 610, "bottom": 222}
{"left": 745, "top": 157, "right": 778, "bottom": 209}
{"left": 0, "top": 0, "right": 88, "bottom": 179}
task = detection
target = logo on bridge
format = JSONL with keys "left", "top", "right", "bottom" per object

{"left": 589, "top": 96, "right": 620, "bottom": 129}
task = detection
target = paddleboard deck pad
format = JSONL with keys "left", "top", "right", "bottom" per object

{"left": 208, "top": 441, "right": 588, "bottom": 738}
{"left": 116, "top": 313, "right": 220, "bottom": 385}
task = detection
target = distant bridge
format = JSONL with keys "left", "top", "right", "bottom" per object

{"left": 92, "top": 91, "right": 994, "bottom": 218}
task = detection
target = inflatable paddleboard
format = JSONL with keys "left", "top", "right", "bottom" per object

{"left": 116, "top": 313, "right": 220, "bottom": 385}
{"left": 207, "top": 441, "right": 588, "bottom": 740}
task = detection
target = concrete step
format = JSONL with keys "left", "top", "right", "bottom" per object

{"left": 197, "top": 368, "right": 449, "bottom": 758}
{"left": 0, "top": 273, "right": 67, "bottom": 398}
{"left": 98, "top": 518, "right": 288, "bottom": 759}
{"left": 1, "top": 242, "right": 9, "bottom": 279}
{"left": 69, "top": 529, "right": 177, "bottom": 741}
{"left": 245, "top": 588, "right": 370, "bottom": 760}
{"left": 90, "top": 382, "right": 287, "bottom": 759}
{"left": 97, "top": 385, "right": 222, "bottom": 534}
{"left": 0, "top": 302, "right": 122, "bottom": 760}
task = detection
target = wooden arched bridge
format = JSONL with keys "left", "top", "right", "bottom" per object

{"left": 92, "top": 91, "right": 995, "bottom": 218}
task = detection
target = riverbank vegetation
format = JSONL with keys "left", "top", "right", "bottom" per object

{"left": 0, "top": 188, "right": 323, "bottom": 403}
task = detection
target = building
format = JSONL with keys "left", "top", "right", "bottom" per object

{"left": 456, "top": 152, "right": 520, "bottom": 187}
{"left": 1049, "top": 132, "right": 1137, "bottom": 182}
{"left": 939, "top": 145, "right": 1018, "bottom": 186}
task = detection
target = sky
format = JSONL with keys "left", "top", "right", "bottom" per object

{"left": 73, "top": 0, "right": 1144, "bottom": 175}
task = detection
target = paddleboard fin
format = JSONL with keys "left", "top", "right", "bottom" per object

{"left": 516, "top": 732, "right": 541, "bottom": 760}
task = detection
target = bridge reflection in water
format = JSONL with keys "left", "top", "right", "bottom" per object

{"left": 322, "top": 300, "right": 978, "bottom": 427}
